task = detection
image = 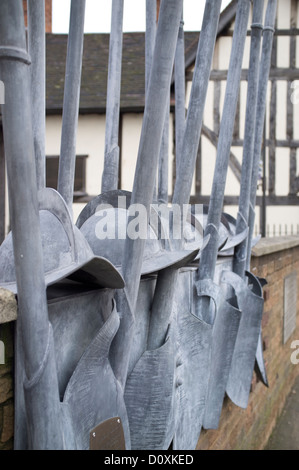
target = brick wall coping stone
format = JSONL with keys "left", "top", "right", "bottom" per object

{"left": 0, "top": 289, "right": 17, "bottom": 324}
{"left": 251, "top": 235, "right": 299, "bottom": 257}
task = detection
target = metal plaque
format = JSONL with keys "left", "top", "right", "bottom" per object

{"left": 283, "top": 271, "right": 297, "bottom": 344}
{"left": 89, "top": 417, "right": 126, "bottom": 450}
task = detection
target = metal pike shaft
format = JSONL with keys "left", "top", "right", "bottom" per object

{"left": 233, "top": 0, "right": 265, "bottom": 278}
{"left": 101, "top": 0, "right": 124, "bottom": 193}
{"left": 0, "top": 0, "right": 63, "bottom": 449}
{"left": 148, "top": 0, "right": 222, "bottom": 350}
{"left": 57, "top": 0, "right": 86, "bottom": 214}
{"left": 27, "top": 0, "right": 46, "bottom": 190}
{"left": 112, "top": 0, "right": 183, "bottom": 389}
{"left": 247, "top": 0, "right": 277, "bottom": 269}
{"left": 196, "top": 0, "right": 251, "bottom": 323}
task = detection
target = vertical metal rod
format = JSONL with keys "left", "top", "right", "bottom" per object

{"left": 261, "top": 114, "right": 267, "bottom": 237}
{"left": 247, "top": 0, "right": 277, "bottom": 270}
{"left": 172, "top": 0, "right": 222, "bottom": 209}
{"left": 158, "top": 95, "right": 169, "bottom": 204}
{"left": 57, "top": 0, "right": 86, "bottom": 214}
{"left": 196, "top": 0, "right": 251, "bottom": 322}
{"left": 27, "top": 0, "right": 46, "bottom": 190}
{"left": 145, "top": 0, "right": 158, "bottom": 201}
{"left": 0, "top": 0, "right": 63, "bottom": 449}
{"left": 145, "top": 0, "right": 156, "bottom": 94}
{"left": 101, "top": 0, "right": 124, "bottom": 193}
{"left": 233, "top": 0, "right": 264, "bottom": 278}
{"left": 174, "top": 14, "right": 186, "bottom": 170}
{"left": 113, "top": 0, "right": 183, "bottom": 386}
{"left": 0, "top": 132, "right": 5, "bottom": 244}
{"left": 147, "top": 0, "right": 222, "bottom": 350}
{"left": 122, "top": 0, "right": 183, "bottom": 310}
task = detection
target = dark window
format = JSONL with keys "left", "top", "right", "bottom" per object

{"left": 46, "top": 155, "right": 88, "bottom": 197}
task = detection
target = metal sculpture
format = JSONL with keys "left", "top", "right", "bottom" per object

{"left": 101, "top": 0, "right": 124, "bottom": 193}
{"left": 250, "top": 0, "right": 277, "bottom": 388}
{"left": 57, "top": 0, "right": 86, "bottom": 215}
{"left": 0, "top": 0, "right": 63, "bottom": 449}
{"left": 0, "top": 0, "right": 276, "bottom": 450}
{"left": 226, "top": 0, "right": 277, "bottom": 409}
{"left": 27, "top": 0, "right": 46, "bottom": 190}
{"left": 204, "top": 0, "right": 265, "bottom": 426}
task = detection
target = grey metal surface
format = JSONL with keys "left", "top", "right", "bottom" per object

{"left": 225, "top": 270, "right": 264, "bottom": 408}
{"left": 219, "top": 212, "right": 249, "bottom": 256}
{"left": 57, "top": 0, "right": 86, "bottom": 214}
{"left": 0, "top": 188, "right": 125, "bottom": 292}
{"left": 202, "top": 283, "right": 241, "bottom": 429}
{"left": 145, "top": 0, "right": 156, "bottom": 95}
{"left": 60, "top": 293, "right": 131, "bottom": 450}
{"left": 75, "top": 189, "right": 131, "bottom": 228}
{"left": 22, "top": 322, "right": 63, "bottom": 449}
{"left": 172, "top": 0, "right": 222, "bottom": 209}
{"left": 233, "top": 0, "right": 264, "bottom": 278}
{"left": 173, "top": 269, "right": 213, "bottom": 450}
{"left": 16, "top": 285, "right": 131, "bottom": 449}
{"left": 124, "top": 321, "right": 175, "bottom": 450}
{"left": 190, "top": 204, "right": 231, "bottom": 253}
{"left": 171, "top": 0, "right": 222, "bottom": 449}
{"left": 176, "top": 1, "right": 251, "bottom": 442}
{"left": 0, "top": 0, "right": 277, "bottom": 451}
{"left": 48, "top": 287, "right": 114, "bottom": 397}
{"left": 120, "top": 0, "right": 183, "bottom": 306}
{"left": 174, "top": 15, "right": 186, "bottom": 168}
{"left": 158, "top": 95, "right": 169, "bottom": 204}
{"left": 247, "top": 0, "right": 277, "bottom": 389}
{"left": 254, "top": 275, "right": 269, "bottom": 387}
{"left": 247, "top": 0, "right": 278, "bottom": 267}
{"left": 0, "top": 0, "right": 63, "bottom": 449}
{"left": 255, "top": 326, "right": 269, "bottom": 387}
{"left": 27, "top": 0, "right": 46, "bottom": 190}
{"left": 235, "top": 0, "right": 277, "bottom": 392}
{"left": 79, "top": 206, "right": 199, "bottom": 278}
{"left": 197, "top": 0, "right": 251, "bottom": 302}
{"left": 107, "top": 0, "right": 184, "bottom": 395}
{"left": 101, "top": 0, "right": 124, "bottom": 192}
{"left": 134, "top": 0, "right": 224, "bottom": 440}
{"left": 145, "top": 0, "right": 158, "bottom": 202}
{"left": 126, "top": 276, "right": 156, "bottom": 376}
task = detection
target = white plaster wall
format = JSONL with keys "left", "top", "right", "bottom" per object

{"left": 120, "top": 113, "right": 142, "bottom": 193}
{"left": 120, "top": 112, "right": 174, "bottom": 197}
{"left": 46, "top": 114, "right": 106, "bottom": 222}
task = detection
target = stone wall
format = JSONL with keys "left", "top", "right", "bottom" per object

{"left": 0, "top": 322, "right": 15, "bottom": 450}
{"left": 0, "top": 236, "right": 299, "bottom": 450}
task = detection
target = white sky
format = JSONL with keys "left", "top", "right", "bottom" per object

{"left": 52, "top": 0, "right": 232, "bottom": 34}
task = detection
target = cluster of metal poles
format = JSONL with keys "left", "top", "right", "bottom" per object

{"left": 0, "top": 0, "right": 277, "bottom": 450}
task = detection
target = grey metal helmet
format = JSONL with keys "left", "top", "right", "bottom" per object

{"left": 188, "top": 204, "right": 231, "bottom": 251}
{"left": 76, "top": 190, "right": 200, "bottom": 276}
{"left": 185, "top": 205, "right": 248, "bottom": 257}
{"left": 0, "top": 188, "right": 125, "bottom": 294}
{"left": 219, "top": 211, "right": 249, "bottom": 256}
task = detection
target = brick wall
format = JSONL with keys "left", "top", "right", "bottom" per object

{"left": 23, "top": 0, "right": 52, "bottom": 33}
{"left": 0, "top": 323, "right": 14, "bottom": 450}
{"left": 0, "top": 236, "right": 299, "bottom": 450}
